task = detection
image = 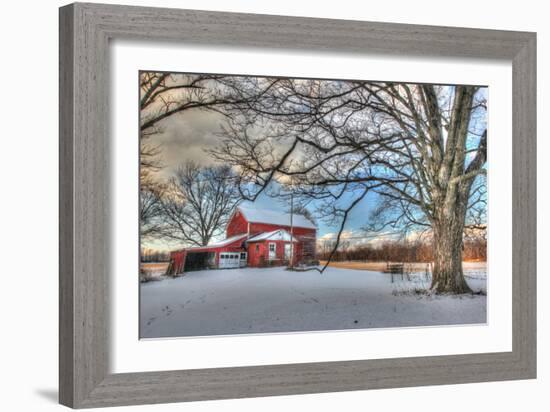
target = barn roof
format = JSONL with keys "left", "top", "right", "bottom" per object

{"left": 185, "top": 233, "right": 248, "bottom": 251}
{"left": 247, "top": 229, "right": 298, "bottom": 243}
{"left": 237, "top": 205, "right": 317, "bottom": 230}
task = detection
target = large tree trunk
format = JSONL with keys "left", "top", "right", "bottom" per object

{"left": 428, "top": 86, "right": 479, "bottom": 294}
{"left": 430, "top": 197, "right": 472, "bottom": 294}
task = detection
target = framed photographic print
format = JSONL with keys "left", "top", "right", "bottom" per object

{"left": 59, "top": 2, "right": 536, "bottom": 408}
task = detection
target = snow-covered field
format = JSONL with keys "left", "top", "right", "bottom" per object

{"left": 140, "top": 264, "right": 486, "bottom": 338}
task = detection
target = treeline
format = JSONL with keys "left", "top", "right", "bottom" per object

{"left": 140, "top": 249, "right": 171, "bottom": 263}
{"left": 462, "top": 237, "right": 487, "bottom": 261}
{"left": 318, "top": 237, "right": 486, "bottom": 263}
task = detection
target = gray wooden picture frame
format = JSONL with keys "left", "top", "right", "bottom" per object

{"left": 59, "top": 2, "right": 536, "bottom": 408}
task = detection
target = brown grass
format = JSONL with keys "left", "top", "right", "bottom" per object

{"left": 140, "top": 262, "right": 169, "bottom": 273}
{"left": 320, "top": 260, "right": 433, "bottom": 272}
{"left": 320, "top": 261, "right": 390, "bottom": 272}
{"left": 320, "top": 260, "right": 486, "bottom": 273}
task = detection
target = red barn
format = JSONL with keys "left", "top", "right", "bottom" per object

{"left": 166, "top": 205, "right": 317, "bottom": 275}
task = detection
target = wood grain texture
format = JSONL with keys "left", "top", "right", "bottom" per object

{"left": 59, "top": 5, "right": 74, "bottom": 406}
{"left": 59, "top": 2, "right": 537, "bottom": 408}
{"left": 512, "top": 35, "right": 537, "bottom": 373}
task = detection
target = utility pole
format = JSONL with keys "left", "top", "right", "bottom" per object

{"left": 290, "top": 193, "right": 294, "bottom": 269}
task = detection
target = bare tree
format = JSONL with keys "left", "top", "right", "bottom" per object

{"left": 292, "top": 205, "right": 317, "bottom": 227}
{"left": 140, "top": 185, "right": 163, "bottom": 239}
{"left": 139, "top": 73, "right": 235, "bottom": 238}
{"left": 212, "top": 78, "right": 487, "bottom": 293}
{"left": 139, "top": 73, "right": 280, "bottom": 172}
{"left": 139, "top": 73, "right": 281, "bottom": 238}
{"left": 140, "top": 73, "right": 237, "bottom": 132}
{"left": 157, "top": 162, "right": 240, "bottom": 247}
{"left": 139, "top": 73, "right": 231, "bottom": 177}
{"left": 140, "top": 160, "right": 166, "bottom": 240}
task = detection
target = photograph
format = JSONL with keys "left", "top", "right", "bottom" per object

{"left": 138, "top": 72, "right": 488, "bottom": 339}
{"left": 1, "top": 0, "right": 542, "bottom": 409}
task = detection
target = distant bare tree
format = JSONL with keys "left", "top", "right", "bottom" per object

{"left": 139, "top": 163, "right": 166, "bottom": 240}
{"left": 212, "top": 79, "right": 487, "bottom": 293}
{"left": 465, "top": 174, "right": 487, "bottom": 230}
{"left": 140, "top": 249, "right": 171, "bottom": 263}
{"left": 139, "top": 73, "right": 282, "bottom": 238}
{"left": 140, "top": 185, "right": 163, "bottom": 239}
{"left": 282, "top": 202, "right": 316, "bottom": 225}
{"left": 157, "top": 162, "right": 240, "bottom": 247}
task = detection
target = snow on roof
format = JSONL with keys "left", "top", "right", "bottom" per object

{"left": 237, "top": 206, "right": 317, "bottom": 230}
{"left": 247, "top": 229, "right": 298, "bottom": 243}
{"left": 186, "top": 233, "right": 248, "bottom": 250}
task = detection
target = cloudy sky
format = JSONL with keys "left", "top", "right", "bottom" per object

{"left": 150, "top": 110, "right": 222, "bottom": 177}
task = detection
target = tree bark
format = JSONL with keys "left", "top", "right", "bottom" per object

{"left": 430, "top": 193, "right": 473, "bottom": 294}
{"left": 428, "top": 86, "right": 478, "bottom": 294}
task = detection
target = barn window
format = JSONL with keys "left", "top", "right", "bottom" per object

{"left": 255, "top": 244, "right": 259, "bottom": 252}
{"left": 269, "top": 243, "right": 276, "bottom": 252}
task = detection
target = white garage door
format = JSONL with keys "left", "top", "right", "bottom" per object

{"left": 219, "top": 252, "right": 241, "bottom": 269}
